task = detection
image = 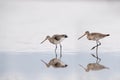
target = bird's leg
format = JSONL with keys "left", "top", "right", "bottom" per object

{"left": 91, "top": 41, "right": 101, "bottom": 50}
{"left": 97, "top": 41, "right": 101, "bottom": 47}
{"left": 60, "top": 43, "right": 62, "bottom": 59}
{"left": 91, "top": 41, "right": 101, "bottom": 63}
{"left": 91, "top": 44, "right": 97, "bottom": 50}
{"left": 55, "top": 45, "right": 58, "bottom": 58}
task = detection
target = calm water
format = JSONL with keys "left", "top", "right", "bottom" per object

{"left": 0, "top": 52, "right": 120, "bottom": 80}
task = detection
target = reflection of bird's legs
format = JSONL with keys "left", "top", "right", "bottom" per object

{"left": 55, "top": 45, "right": 57, "bottom": 58}
{"left": 96, "top": 41, "right": 99, "bottom": 62}
{"left": 79, "top": 64, "right": 88, "bottom": 72}
{"left": 91, "top": 40, "right": 101, "bottom": 50}
{"left": 60, "top": 43, "right": 62, "bottom": 59}
{"left": 91, "top": 54, "right": 101, "bottom": 63}
{"left": 96, "top": 41, "right": 101, "bottom": 63}
{"left": 41, "top": 59, "right": 50, "bottom": 67}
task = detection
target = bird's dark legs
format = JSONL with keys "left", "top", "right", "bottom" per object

{"left": 55, "top": 45, "right": 57, "bottom": 58}
{"left": 55, "top": 44, "right": 62, "bottom": 59}
{"left": 91, "top": 41, "right": 101, "bottom": 63}
{"left": 91, "top": 41, "right": 101, "bottom": 50}
{"left": 97, "top": 41, "right": 101, "bottom": 48}
{"left": 60, "top": 43, "right": 62, "bottom": 59}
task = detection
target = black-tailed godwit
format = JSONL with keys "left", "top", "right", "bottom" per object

{"left": 41, "top": 34, "right": 68, "bottom": 58}
{"left": 78, "top": 31, "right": 110, "bottom": 61}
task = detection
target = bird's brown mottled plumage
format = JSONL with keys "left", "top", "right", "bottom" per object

{"left": 41, "top": 34, "right": 68, "bottom": 58}
{"left": 79, "top": 63, "right": 109, "bottom": 72}
{"left": 41, "top": 58, "right": 68, "bottom": 68}
{"left": 78, "top": 31, "right": 110, "bottom": 62}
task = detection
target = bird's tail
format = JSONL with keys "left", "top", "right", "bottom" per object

{"left": 106, "top": 34, "right": 110, "bottom": 36}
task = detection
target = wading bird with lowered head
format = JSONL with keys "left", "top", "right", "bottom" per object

{"left": 40, "top": 34, "right": 68, "bottom": 59}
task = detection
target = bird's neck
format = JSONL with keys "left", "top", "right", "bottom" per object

{"left": 47, "top": 36, "right": 51, "bottom": 40}
{"left": 86, "top": 32, "right": 90, "bottom": 36}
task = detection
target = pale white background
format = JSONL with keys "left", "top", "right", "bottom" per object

{"left": 0, "top": 0, "right": 120, "bottom": 52}
{"left": 0, "top": 0, "right": 120, "bottom": 80}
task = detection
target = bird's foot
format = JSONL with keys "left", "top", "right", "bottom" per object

{"left": 91, "top": 54, "right": 96, "bottom": 57}
{"left": 91, "top": 46, "right": 96, "bottom": 50}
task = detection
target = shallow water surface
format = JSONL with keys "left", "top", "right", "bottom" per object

{"left": 0, "top": 52, "right": 120, "bottom": 80}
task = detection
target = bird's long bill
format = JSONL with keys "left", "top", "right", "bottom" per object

{"left": 79, "top": 64, "right": 86, "bottom": 71}
{"left": 105, "top": 67, "right": 109, "bottom": 69}
{"left": 78, "top": 33, "right": 86, "bottom": 40}
{"left": 41, "top": 60, "right": 47, "bottom": 65}
{"left": 41, "top": 60, "right": 49, "bottom": 67}
{"left": 40, "top": 37, "right": 48, "bottom": 44}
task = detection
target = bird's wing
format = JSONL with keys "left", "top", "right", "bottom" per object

{"left": 90, "top": 33, "right": 101, "bottom": 35}
{"left": 52, "top": 35, "right": 61, "bottom": 41}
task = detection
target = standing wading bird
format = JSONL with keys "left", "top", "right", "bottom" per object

{"left": 78, "top": 31, "right": 110, "bottom": 61}
{"left": 40, "top": 34, "right": 68, "bottom": 59}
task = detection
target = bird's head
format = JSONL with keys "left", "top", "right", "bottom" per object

{"left": 78, "top": 31, "right": 89, "bottom": 40}
{"left": 85, "top": 31, "right": 89, "bottom": 34}
{"left": 63, "top": 34, "right": 68, "bottom": 38}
